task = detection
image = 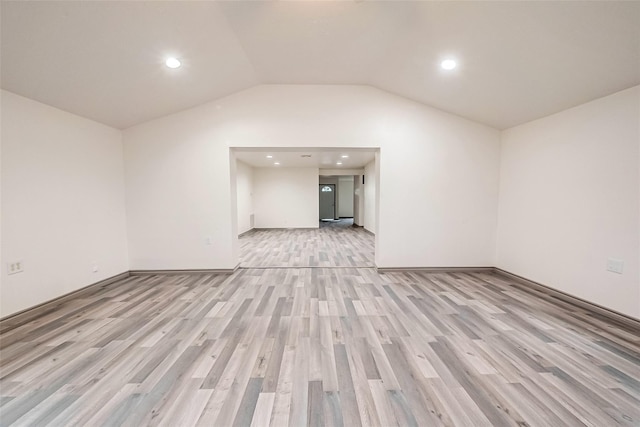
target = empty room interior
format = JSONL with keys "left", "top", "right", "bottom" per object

{"left": 1, "top": 1, "right": 639, "bottom": 426}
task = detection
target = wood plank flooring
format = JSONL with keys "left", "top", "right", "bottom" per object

{"left": 2, "top": 226, "right": 640, "bottom": 426}
{"left": 240, "top": 220, "right": 375, "bottom": 268}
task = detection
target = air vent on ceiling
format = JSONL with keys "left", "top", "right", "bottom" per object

{"left": 301, "top": 154, "right": 312, "bottom": 158}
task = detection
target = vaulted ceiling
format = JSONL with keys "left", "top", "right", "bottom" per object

{"left": 2, "top": 1, "right": 639, "bottom": 130}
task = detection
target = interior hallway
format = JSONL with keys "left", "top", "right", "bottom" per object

{"left": 1, "top": 225, "right": 639, "bottom": 426}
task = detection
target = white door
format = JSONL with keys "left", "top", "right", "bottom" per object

{"left": 319, "top": 184, "right": 335, "bottom": 220}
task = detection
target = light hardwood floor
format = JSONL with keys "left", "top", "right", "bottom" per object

{"left": 1, "top": 228, "right": 639, "bottom": 426}
{"left": 240, "top": 220, "right": 375, "bottom": 268}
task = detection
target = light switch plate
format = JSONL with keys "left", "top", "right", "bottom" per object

{"left": 606, "top": 258, "right": 624, "bottom": 274}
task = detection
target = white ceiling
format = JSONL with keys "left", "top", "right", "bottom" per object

{"left": 2, "top": 1, "right": 639, "bottom": 130}
{"left": 234, "top": 148, "right": 375, "bottom": 169}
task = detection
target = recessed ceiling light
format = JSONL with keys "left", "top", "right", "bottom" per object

{"left": 441, "top": 59, "right": 457, "bottom": 70}
{"left": 266, "top": 155, "right": 273, "bottom": 159}
{"left": 165, "top": 57, "right": 181, "bottom": 69}
{"left": 336, "top": 162, "right": 343, "bottom": 165}
{"left": 341, "top": 155, "right": 349, "bottom": 158}
{"left": 274, "top": 162, "right": 280, "bottom": 165}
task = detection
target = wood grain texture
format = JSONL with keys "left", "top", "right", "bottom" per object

{"left": 1, "top": 228, "right": 639, "bottom": 426}
{"left": 240, "top": 219, "right": 375, "bottom": 268}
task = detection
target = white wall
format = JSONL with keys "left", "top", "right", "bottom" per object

{"left": 1, "top": 90, "right": 129, "bottom": 318}
{"left": 253, "top": 168, "right": 319, "bottom": 228}
{"left": 497, "top": 86, "right": 640, "bottom": 319}
{"left": 3, "top": 83, "right": 635, "bottom": 320}
{"left": 364, "top": 161, "right": 377, "bottom": 233}
{"left": 338, "top": 176, "right": 354, "bottom": 217}
{"left": 354, "top": 175, "right": 364, "bottom": 226}
{"left": 320, "top": 168, "right": 364, "bottom": 176}
{"left": 236, "top": 160, "right": 254, "bottom": 234}
{"left": 124, "top": 126, "right": 237, "bottom": 270}
{"left": 123, "top": 85, "right": 501, "bottom": 270}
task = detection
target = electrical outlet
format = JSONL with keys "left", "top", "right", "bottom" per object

{"left": 7, "top": 261, "right": 24, "bottom": 275}
{"left": 606, "top": 258, "right": 624, "bottom": 274}
{"left": 92, "top": 262, "right": 99, "bottom": 273}
{"left": 205, "top": 237, "right": 213, "bottom": 246}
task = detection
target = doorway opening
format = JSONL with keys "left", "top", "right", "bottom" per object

{"left": 230, "top": 147, "right": 380, "bottom": 268}
{"left": 319, "top": 184, "right": 336, "bottom": 220}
